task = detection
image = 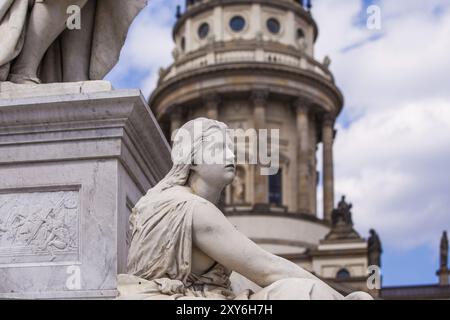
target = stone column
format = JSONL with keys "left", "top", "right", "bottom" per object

{"left": 252, "top": 90, "right": 268, "bottom": 204}
{"left": 170, "top": 107, "right": 183, "bottom": 142}
{"left": 204, "top": 93, "right": 219, "bottom": 120}
{"left": 322, "top": 115, "right": 335, "bottom": 222}
{"left": 295, "top": 99, "right": 311, "bottom": 214}
{"left": 309, "top": 122, "right": 318, "bottom": 215}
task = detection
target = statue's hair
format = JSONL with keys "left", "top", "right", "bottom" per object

{"left": 130, "top": 118, "right": 228, "bottom": 231}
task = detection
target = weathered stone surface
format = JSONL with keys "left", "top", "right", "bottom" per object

{"left": 0, "top": 80, "right": 112, "bottom": 100}
{"left": 0, "top": 190, "right": 79, "bottom": 265}
{"left": 0, "top": 82, "right": 171, "bottom": 299}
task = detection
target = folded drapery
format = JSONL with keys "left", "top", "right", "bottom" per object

{"left": 119, "top": 186, "right": 372, "bottom": 300}
{"left": 0, "top": 0, "right": 147, "bottom": 82}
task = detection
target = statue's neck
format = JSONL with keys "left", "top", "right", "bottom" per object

{"left": 187, "top": 175, "right": 224, "bottom": 206}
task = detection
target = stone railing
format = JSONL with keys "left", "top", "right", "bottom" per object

{"left": 160, "top": 47, "right": 333, "bottom": 83}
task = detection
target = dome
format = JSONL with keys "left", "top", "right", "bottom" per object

{"left": 172, "top": 0, "right": 318, "bottom": 59}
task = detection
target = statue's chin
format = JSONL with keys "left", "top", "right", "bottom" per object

{"left": 223, "top": 171, "right": 236, "bottom": 185}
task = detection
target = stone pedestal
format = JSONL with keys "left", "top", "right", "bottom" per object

{"left": 312, "top": 238, "right": 370, "bottom": 293}
{"left": 437, "top": 268, "right": 450, "bottom": 286}
{"left": 0, "top": 82, "right": 171, "bottom": 299}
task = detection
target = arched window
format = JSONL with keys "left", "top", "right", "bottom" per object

{"left": 269, "top": 169, "right": 282, "bottom": 206}
{"left": 180, "top": 37, "right": 186, "bottom": 51}
{"left": 336, "top": 268, "right": 351, "bottom": 280}
{"left": 267, "top": 18, "right": 281, "bottom": 34}
{"left": 229, "top": 16, "right": 246, "bottom": 32}
{"left": 198, "top": 22, "right": 210, "bottom": 39}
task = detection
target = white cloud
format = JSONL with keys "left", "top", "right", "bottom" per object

{"left": 107, "top": 0, "right": 181, "bottom": 97}
{"left": 335, "top": 100, "right": 450, "bottom": 250}
{"left": 313, "top": 0, "right": 450, "bottom": 251}
{"left": 314, "top": 0, "right": 450, "bottom": 118}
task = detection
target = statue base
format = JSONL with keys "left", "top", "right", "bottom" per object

{"left": 437, "top": 268, "right": 450, "bottom": 286}
{"left": 0, "top": 82, "right": 171, "bottom": 299}
{"left": 0, "top": 80, "right": 112, "bottom": 100}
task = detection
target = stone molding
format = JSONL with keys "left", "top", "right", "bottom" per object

{"left": 0, "top": 88, "right": 171, "bottom": 193}
{"left": 151, "top": 62, "right": 343, "bottom": 120}
{"left": 160, "top": 40, "right": 334, "bottom": 83}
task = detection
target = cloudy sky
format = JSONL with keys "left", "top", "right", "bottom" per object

{"left": 106, "top": 0, "right": 450, "bottom": 287}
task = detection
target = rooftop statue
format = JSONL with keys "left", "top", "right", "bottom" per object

{"left": 368, "top": 229, "right": 383, "bottom": 268}
{"left": 326, "top": 195, "right": 361, "bottom": 241}
{"left": 333, "top": 195, "right": 354, "bottom": 227}
{"left": 118, "top": 118, "right": 373, "bottom": 300}
{"left": 0, "top": 0, "right": 147, "bottom": 84}
{"left": 440, "top": 231, "right": 448, "bottom": 270}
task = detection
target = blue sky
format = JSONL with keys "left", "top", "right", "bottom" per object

{"left": 106, "top": 0, "right": 450, "bottom": 287}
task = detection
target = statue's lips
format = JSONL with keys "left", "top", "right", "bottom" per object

{"left": 225, "top": 164, "right": 235, "bottom": 169}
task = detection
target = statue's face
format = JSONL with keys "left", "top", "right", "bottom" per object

{"left": 191, "top": 128, "right": 236, "bottom": 187}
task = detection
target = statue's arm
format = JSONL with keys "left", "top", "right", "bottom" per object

{"left": 192, "top": 202, "right": 334, "bottom": 290}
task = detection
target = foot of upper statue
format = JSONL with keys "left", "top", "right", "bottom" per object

{"left": 7, "top": 74, "right": 42, "bottom": 85}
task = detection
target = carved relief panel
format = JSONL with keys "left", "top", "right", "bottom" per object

{"left": 0, "top": 190, "right": 79, "bottom": 266}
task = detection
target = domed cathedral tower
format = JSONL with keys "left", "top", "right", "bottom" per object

{"left": 150, "top": 0, "right": 372, "bottom": 293}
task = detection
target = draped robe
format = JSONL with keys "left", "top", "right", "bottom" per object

{"left": 0, "top": 0, "right": 147, "bottom": 82}
{"left": 118, "top": 187, "right": 373, "bottom": 300}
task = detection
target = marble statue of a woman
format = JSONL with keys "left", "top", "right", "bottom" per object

{"left": 118, "top": 118, "right": 373, "bottom": 300}
{"left": 0, "top": 0, "right": 146, "bottom": 84}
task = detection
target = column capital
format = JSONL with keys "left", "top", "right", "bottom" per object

{"left": 203, "top": 93, "right": 220, "bottom": 120}
{"left": 203, "top": 92, "right": 220, "bottom": 107}
{"left": 322, "top": 113, "right": 336, "bottom": 127}
{"left": 169, "top": 104, "right": 183, "bottom": 118}
{"left": 296, "top": 104, "right": 309, "bottom": 114}
{"left": 173, "top": 110, "right": 183, "bottom": 121}
{"left": 251, "top": 89, "right": 269, "bottom": 106}
{"left": 292, "top": 97, "right": 314, "bottom": 113}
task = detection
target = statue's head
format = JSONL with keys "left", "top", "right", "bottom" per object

{"left": 151, "top": 118, "right": 236, "bottom": 194}
{"left": 131, "top": 118, "right": 235, "bottom": 232}
{"left": 175, "top": 117, "right": 236, "bottom": 188}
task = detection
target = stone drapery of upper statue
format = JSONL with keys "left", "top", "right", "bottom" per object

{"left": 118, "top": 118, "right": 373, "bottom": 300}
{"left": 0, "top": 0, "right": 147, "bottom": 84}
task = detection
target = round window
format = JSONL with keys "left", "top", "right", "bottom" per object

{"left": 297, "top": 28, "right": 305, "bottom": 39}
{"left": 267, "top": 18, "right": 281, "bottom": 34}
{"left": 198, "top": 22, "right": 210, "bottom": 39}
{"left": 229, "top": 16, "right": 246, "bottom": 32}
